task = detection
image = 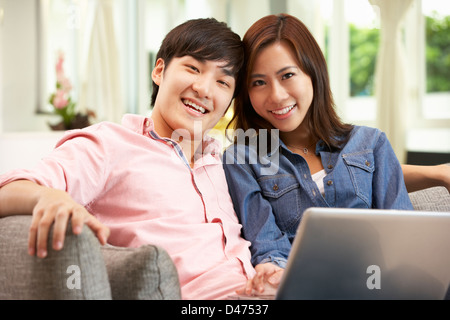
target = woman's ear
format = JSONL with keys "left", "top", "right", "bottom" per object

{"left": 151, "top": 58, "right": 165, "bottom": 86}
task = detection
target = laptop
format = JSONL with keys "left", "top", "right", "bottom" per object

{"left": 231, "top": 207, "right": 450, "bottom": 300}
{"left": 275, "top": 207, "right": 450, "bottom": 300}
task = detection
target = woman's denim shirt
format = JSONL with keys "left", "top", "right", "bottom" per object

{"left": 222, "top": 126, "right": 413, "bottom": 268}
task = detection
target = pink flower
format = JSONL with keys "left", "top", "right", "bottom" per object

{"left": 55, "top": 51, "right": 65, "bottom": 81}
{"left": 52, "top": 90, "right": 69, "bottom": 109}
{"left": 60, "top": 77, "right": 72, "bottom": 93}
{"left": 54, "top": 52, "right": 73, "bottom": 93}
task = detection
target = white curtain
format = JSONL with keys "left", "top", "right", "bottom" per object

{"left": 369, "top": 0, "right": 413, "bottom": 164}
{"left": 78, "top": 0, "right": 123, "bottom": 124}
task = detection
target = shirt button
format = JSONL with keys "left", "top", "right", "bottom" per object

{"left": 144, "top": 119, "right": 150, "bottom": 127}
{"left": 365, "top": 160, "right": 371, "bottom": 167}
{"left": 273, "top": 184, "right": 279, "bottom": 191}
{"left": 303, "top": 174, "right": 308, "bottom": 179}
{"left": 327, "top": 180, "right": 333, "bottom": 186}
{"left": 328, "top": 164, "right": 333, "bottom": 169}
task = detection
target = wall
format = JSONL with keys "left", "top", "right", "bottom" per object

{"left": 0, "top": 0, "right": 57, "bottom": 133}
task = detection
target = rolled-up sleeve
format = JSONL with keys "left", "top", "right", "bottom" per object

{"left": 0, "top": 126, "right": 109, "bottom": 207}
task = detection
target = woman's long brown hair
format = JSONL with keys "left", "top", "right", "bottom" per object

{"left": 227, "top": 14, "right": 353, "bottom": 150}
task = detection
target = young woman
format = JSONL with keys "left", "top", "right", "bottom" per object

{"left": 222, "top": 13, "right": 449, "bottom": 295}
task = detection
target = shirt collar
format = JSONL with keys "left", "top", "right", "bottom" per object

{"left": 121, "top": 113, "right": 222, "bottom": 163}
{"left": 121, "top": 113, "right": 154, "bottom": 134}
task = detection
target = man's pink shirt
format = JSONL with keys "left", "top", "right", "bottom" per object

{"left": 0, "top": 114, "right": 255, "bottom": 299}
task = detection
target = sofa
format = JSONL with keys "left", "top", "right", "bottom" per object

{"left": 0, "top": 217, "right": 181, "bottom": 300}
{"left": 0, "top": 186, "right": 449, "bottom": 300}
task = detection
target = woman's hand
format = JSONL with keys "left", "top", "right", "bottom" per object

{"left": 237, "top": 263, "right": 284, "bottom": 296}
{"left": 29, "top": 186, "right": 110, "bottom": 258}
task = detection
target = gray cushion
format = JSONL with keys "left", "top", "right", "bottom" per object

{"left": 101, "top": 244, "right": 181, "bottom": 300}
{"left": 0, "top": 215, "right": 112, "bottom": 299}
{"left": 409, "top": 186, "right": 450, "bottom": 212}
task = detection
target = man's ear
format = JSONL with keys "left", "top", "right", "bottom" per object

{"left": 152, "top": 58, "right": 165, "bottom": 86}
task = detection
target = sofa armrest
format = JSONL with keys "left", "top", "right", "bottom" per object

{"left": 101, "top": 244, "right": 181, "bottom": 300}
{"left": 409, "top": 186, "right": 450, "bottom": 212}
{"left": 0, "top": 215, "right": 112, "bottom": 299}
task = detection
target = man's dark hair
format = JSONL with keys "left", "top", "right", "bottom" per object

{"left": 150, "top": 18, "right": 244, "bottom": 106}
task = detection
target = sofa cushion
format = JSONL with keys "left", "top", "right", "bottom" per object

{"left": 101, "top": 244, "right": 181, "bottom": 300}
{"left": 0, "top": 215, "right": 112, "bottom": 299}
{"left": 409, "top": 186, "right": 450, "bottom": 212}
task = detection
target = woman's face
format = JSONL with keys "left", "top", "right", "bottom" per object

{"left": 248, "top": 41, "right": 313, "bottom": 133}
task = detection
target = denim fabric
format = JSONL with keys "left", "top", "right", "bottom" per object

{"left": 223, "top": 126, "right": 413, "bottom": 268}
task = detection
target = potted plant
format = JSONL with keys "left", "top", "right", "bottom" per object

{"left": 48, "top": 51, "right": 94, "bottom": 130}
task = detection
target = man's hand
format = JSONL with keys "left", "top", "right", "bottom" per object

{"left": 28, "top": 186, "right": 109, "bottom": 258}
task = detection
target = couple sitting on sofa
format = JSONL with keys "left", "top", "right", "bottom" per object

{"left": 1, "top": 15, "right": 449, "bottom": 300}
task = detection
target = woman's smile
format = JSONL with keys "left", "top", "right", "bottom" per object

{"left": 270, "top": 104, "right": 297, "bottom": 119}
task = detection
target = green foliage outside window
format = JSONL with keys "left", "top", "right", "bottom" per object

{"left": 347, "top": 13, "right": 449, "bottom": 97}
{"left": 349, "top": 24, "right": 379, "bottom": 96}
{"left": 425, "top": 14, "right": 450, "bottom": 93}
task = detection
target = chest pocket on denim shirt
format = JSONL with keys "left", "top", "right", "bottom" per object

{"left": 258, "top": 174, "right": 301, "bottom": 234}
{"left": 342, "top": 151, "right": 375, "bottom": 207}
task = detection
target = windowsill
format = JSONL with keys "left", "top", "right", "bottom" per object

{"left": 406, "top": 128, "right": 450, "bottom": 153}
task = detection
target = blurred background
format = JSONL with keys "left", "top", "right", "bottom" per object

{"left": 0, "top": 0, "right": 449, "bottom": 172}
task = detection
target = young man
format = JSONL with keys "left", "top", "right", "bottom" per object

{"left": 0, "top": 18, "right": 255, "bottom": 300}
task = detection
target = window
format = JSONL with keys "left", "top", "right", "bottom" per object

{"left": 321, "top": 0, "right": 449, "bottom": 161}
{"left": 422, "top": 0, "right": 450, "bottom": 119}
{"left": 38, "top": 0, "right": 134, "bottom": 122}
{"left": 314, "top": 0, "right": 380, "bottom": 125}
{"left": 343, "top": 0, "right": 379, "bottom": 124}
{"left": 405, "top": 0, "right": 450, "bottom": 159}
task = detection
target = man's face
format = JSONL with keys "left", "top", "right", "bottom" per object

{"left": 151, "top": 56, "right": 236, "bottom": 141}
